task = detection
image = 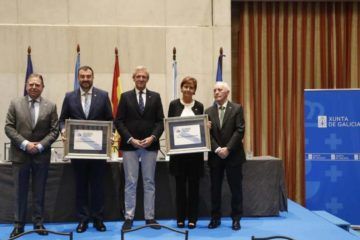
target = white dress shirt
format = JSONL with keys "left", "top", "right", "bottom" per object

{"left": 180, "top": 99, "right": 195, "bottom": 117}
{"left": 20, "top": 96, "right": 44, "bottom": 152}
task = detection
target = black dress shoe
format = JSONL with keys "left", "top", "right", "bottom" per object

{"left": 188, "top": 221, "right": 197, "bottom": 229}
{"left": 122, "top": 219, "right": 133, "bottom": 231}
{"left": 34, "top": 224, "right": 49, "bottom": 235}
{"left": 232, "top": 219, "right": 241, "bottom": 231}
{"left": 10, "top": 226, "right": 24, "bottom": 238}
{"left": 93, "top": 220, "right": 106, "bottom": 232}
{"left": 76, "top": 221, "right": 88, "bottom": 233}
{"left": 208, "top": 218, "right": 221, "bottom": 229}
{"left": 177, "top": 221, "right": 185, "bottom": 228}
{"left": 145, "top": 219, "right": 161, "bottom": 230}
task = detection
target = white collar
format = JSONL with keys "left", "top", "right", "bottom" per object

{"left": 80, "top": 86, "right": 93, "bottom": 96}
{"left": 135, "top": 88, "right": 147, "bottom": 94}
{"left": 180, "top": 99, "right": 195, "bottom": 107}
{"left": 217, "top": 100, "right": 228, "bottom": 109}
{"left": 28, "top": 96, "right": 40, "bottom": 103}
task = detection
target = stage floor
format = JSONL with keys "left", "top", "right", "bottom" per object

{"left": 0, "top": 200, "right": 359, "bottom": 240}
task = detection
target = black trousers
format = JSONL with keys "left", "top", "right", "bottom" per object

{"left": 71, "top": 159, "right": 106, "bottom": 222}
{"left": 175, "top": 175, "right": 200, "bottom": 222}
{"left": 12, "top": 159, "right": 49, "bottom": 227}
{"left": 209, "top": 162, "right": 243, "bottom": 220}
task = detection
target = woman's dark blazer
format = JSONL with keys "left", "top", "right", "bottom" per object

{"left": 167, "top": 99, "right": 205, "bottom": 177}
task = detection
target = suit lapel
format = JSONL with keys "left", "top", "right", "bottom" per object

{"left": 142, "top": 90, "right": 152, "bottom": 115}
{"left": 130, "top": 89, "right": 142, "bottom": 115}
{"left": 88, "top": 87, "right": 98, "bottom": 119}
{"left": 222, "top": 102, "right": 232, "bottom": 127}
{"left": 210, "top": 105, "right": 221, "bottom": 130}
{"left": 192, "top": 101, "right": 201, "bottom": 115}
{"left": 35, "top": 97, "right": 46, "bottom": 128}
{"left": 21, "top": 96, "right": 33, "bottom": 128}
{"left": 74, "top": 89, "right": 86, "bottom": 119}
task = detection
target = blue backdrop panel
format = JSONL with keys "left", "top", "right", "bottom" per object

{"left": 305, "top": 89, "right": 360, "bottom": 224}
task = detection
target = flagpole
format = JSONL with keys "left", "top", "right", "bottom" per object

{"left": 216, "top": 47, "right": 225, "bottom": 82}
{"left": 112, "top": 47, "right": 119, "bottom": 117}
{"left": 24, "top": 46, "right": 34, "bottom": 96}
{"left": 112, "top": 47, "right": 122, "bottom": 158}
{"left": 73, "top": 44, "right": 80, "bottom": 90}
{"left": 172, "top": 47, "right": 177, "bottom": 100}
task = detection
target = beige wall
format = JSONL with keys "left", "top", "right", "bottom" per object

{"left": 0, "top": 0, "right": 231, "bottom": 160}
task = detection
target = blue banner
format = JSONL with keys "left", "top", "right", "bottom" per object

{"left": 305, "top": 89, "right": 360, "bottom": 224}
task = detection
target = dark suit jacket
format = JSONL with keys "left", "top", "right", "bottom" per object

{"left": 205, "top": 101, "right": 246, "bottom": 167}
{"left": 5, "top": 96, "right": 59, "bottom": 163}
{"left": 168, "top": 99, "right": 204, "bottom": 176}
{"left": 114, "top": 89, "right": 164, "bottom": 151}
{"left": 59, "top": 87, "right": 113, "bottom": 129}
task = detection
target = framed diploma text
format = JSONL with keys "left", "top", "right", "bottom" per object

{"left": 64, "top": 119, "right": 113, "bottom": 160}
{"left": 164, "top": 115, "right": 211, "bottom": 155}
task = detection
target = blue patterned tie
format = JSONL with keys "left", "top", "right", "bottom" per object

{"left": 139, "top": 91, "right": 145, "bottom": 113}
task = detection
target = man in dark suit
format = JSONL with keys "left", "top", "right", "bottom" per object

{"left": 5, "top": 73, "right": 59, "bottom": 238}
{"left": 205, "top": 81, "right": 246, "bottom": 231}
{"left": 115, "top": 66, "right": 164, "bottom": 230}
{"left": 59, "top": 66, "right": 113, "bottom": 233}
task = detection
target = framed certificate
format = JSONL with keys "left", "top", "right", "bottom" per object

{"left": 164, "top": 115, "right": 211, "bottom": 155}
{"left": 64, "top": 119, "right": 113, "bottom": 160}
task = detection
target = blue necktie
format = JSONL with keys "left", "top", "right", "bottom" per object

{"left": 139, "top": 91, "right": 145, "bottom": 113}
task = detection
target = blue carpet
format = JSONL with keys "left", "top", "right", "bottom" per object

{"left": 1, "top": 200, "right": 359, "bottom": 240}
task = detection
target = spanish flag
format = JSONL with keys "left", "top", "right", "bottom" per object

{"left": 111, "top": 48, "right": 122, "bottom": 158}
{"left": 111, "top": 48, "right": 122, "bottom": 117}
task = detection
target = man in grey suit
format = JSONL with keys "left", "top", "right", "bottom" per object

{"left": 205, "top": 82, "right": 246, "bottom": 231}
{"left": 115, "top": 66, "right": 164, "bottom": 230}
{"left": 5, "top": 73, "right": 59, "bottom": 238}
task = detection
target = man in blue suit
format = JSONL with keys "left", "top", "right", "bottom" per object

{"left": 59, "top": 66, "right": 113, "bottom": 233}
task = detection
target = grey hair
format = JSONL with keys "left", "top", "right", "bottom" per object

{"left": 132, "top": 66, "right": 150, "bottom": 79}
{"left": 214, "top": 82, "right": 230, "bottom": 92}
